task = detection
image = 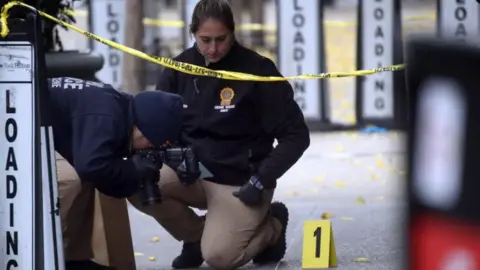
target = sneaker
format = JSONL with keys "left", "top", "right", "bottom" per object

{"left": 252, "top": 201, "right": 289, "bottom": 265}
{"left": 65, "top": 260, "right": 116, "bottom": 270}
{"left": 171, "top": 241, "right": 204, "bottom": 269}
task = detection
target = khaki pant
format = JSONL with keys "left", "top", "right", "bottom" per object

{"left": 57, "top": 157, "right": 96, "bottom": 261}
{"left": 57, "top": 156, "right": 135, "bottom": 268}
{"left": 58, "top": 156, "right": 282, "bottom": 269}
{"left": 128, "top": 165, "right": 283, "bottom": 270}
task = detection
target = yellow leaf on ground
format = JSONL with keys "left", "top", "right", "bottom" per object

{"left": 134, "top": 252, "right": 144, "bottom": 257}
{"left": 335, "top": 181, "right": 347, "bottom": 187}
{"left": 321, "top": 212, "right": 335, "bottom": 219}
{"left": 336, "top": 145, "right": 344, "bottom": 151}
{"left": 148, "top": 256, "right": 156, "bottom": 261}
{"left": 356, "top": 196, "right": 366, "bottom": 205}
{"left": 353, "top": 257, "right": 370, "bottom": 263}
{"left": 151, "top": 236, "right": 160, "bottom": 242}
{"left": 376, "top": 158, "right": 386, "bottom": 168}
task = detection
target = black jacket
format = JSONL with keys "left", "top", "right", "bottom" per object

{"left": 48, "top": 77, "right": 138, "bottom": 198}
{"left": 156, "top": 42, "right": 310, "bottom": 188}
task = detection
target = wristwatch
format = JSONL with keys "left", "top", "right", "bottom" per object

{"left": 249, "top": 175, "right": 264, "bottom": 190}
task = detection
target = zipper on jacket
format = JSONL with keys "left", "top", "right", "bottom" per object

{"left": 193, "top": 77, "right": 207, "bottom": 131}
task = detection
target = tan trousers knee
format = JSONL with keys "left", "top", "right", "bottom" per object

{"left": 128, "top": 166, "right": 283, "bottom": 270}
{"left": 57, "top": 157, "right": 95, "bottom": 261}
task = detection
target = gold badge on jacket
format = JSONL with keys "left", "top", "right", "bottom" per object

{"left": 215, "top": 87, "right": 236, "bottom": 113}
{"left": 220, "top": 87, "right": 235, "bottom": 106}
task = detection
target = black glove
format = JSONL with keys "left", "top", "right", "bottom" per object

{"left": 232, "top": 175, "right": 264, "bottom": 206}
{"left": 132, "top": 154, "right": 160, "bottom": 187}
{"left": 176, "top": 162, "right": 200, "bottom": 186}
{"left": 132, "top": 154, "right": 163, "bottom": 205}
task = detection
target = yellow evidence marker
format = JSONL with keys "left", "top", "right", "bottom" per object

{"left": 302, "top": 220, "right": 338, "bottom": 269}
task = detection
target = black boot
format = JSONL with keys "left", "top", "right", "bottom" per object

{"left": 65, "top": 260, "right": 116, "bottom": 270}
{"left": 171, "top": 241, "right": 204, "bottom": 269}
{"left": 252, "top": 201, "right": 289, "bottom": 265}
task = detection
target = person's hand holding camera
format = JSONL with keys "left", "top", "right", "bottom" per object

{"left": 176, "top": 162, "right": 200, "bottom": 186}
{"left": 132, "top": 154, "right": 159, "bottom": 185}
{"left": 132, "top": 153, "right": 162, "bottom": 205}
{"left": 232, "top": 175, "right": 264, "bottom": 206}
{"left": 175, "top": 147, "right": 201, "bottom": 186}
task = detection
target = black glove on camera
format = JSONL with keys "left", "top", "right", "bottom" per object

{"left": 132, "top": 154, "right": 162, "bottom": 205}
{"left": 132, "top": 154, "right": 159, "bottom": 183}
{"left": 176, "top": 162, "right": 200, "bottom": 186}
{"left": 232, "top": 175, "right": 264, "bottom": 206}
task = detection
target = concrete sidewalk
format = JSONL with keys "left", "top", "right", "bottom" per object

{"left": 128, "top": 131, "right": 406, "bottom": 270}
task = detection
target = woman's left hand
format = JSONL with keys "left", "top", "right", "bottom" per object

{"left": 232, "top": 178, "right": 264, "bottom": 206}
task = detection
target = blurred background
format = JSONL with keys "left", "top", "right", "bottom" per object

{"left": 58, "top": 0, "right": 436, "bottom": 126}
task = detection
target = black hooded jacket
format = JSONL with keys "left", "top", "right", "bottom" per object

{"left": 156, "top": 42, "right": 310, "bottom": 188}
{"left": 48, "top": 77, "right": 181, "bottom": 198}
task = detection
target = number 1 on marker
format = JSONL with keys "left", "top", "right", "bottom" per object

{"left": 314, "top": 227, "right": 322, "bottom": 258}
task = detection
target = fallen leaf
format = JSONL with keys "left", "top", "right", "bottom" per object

{"left": 134, "top": 252, "right": 144, "bottom": 257}
{"left": 321, "top": 212, "right": 335, "bottom": 219}
{"left": 376, "top": 158, "right": 386, "bottom": 168}
{"left": 148, "top": 256, "right": 156, "bottom": 261}
{"left": 335, "top": 181, "right": 347, "bottom": 187}
{"left": 151, "top": 236, "right": 160, "bottom": 243}
{"left": 340, "top": 217, "right": 354, "bottom": 221}
{"left": 356, "top": 196, "right": 366, "bottom": 205}
{"left": 353, "top": 257, "right": 370, "bottom": 263}
{"left": 336, "top": 145, "right": 344, "bottom": 152}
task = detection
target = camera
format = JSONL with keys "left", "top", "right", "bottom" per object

{"left": 135, "top": 145, "right": 200, "bottom": 205}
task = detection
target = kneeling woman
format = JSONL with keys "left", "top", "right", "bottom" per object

{"left": 128, "top": 0, "right": 310, "bottom": 269}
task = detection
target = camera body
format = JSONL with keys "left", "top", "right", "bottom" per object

{"left": 135, "top": 145, "right": 200, "bottom": 205}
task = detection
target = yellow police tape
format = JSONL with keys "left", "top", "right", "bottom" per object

{"left": 0, "top": 1, "right": 406, "bottom": 82}
{"left": 63, "top": 9, "right": 435, "bottom": 30}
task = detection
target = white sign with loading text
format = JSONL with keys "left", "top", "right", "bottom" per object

{"left": 0, "top": 41, "right": 35, "bottom": 270}
{"left": 278, "top": 0, "right": 323, "bottom": 119}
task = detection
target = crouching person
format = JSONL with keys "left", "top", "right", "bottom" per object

{"left": 127, "top": 0, "right": 311, "bottom": 269}
{"left": 48, "top": 77, "right": 183, "bottom": 270}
